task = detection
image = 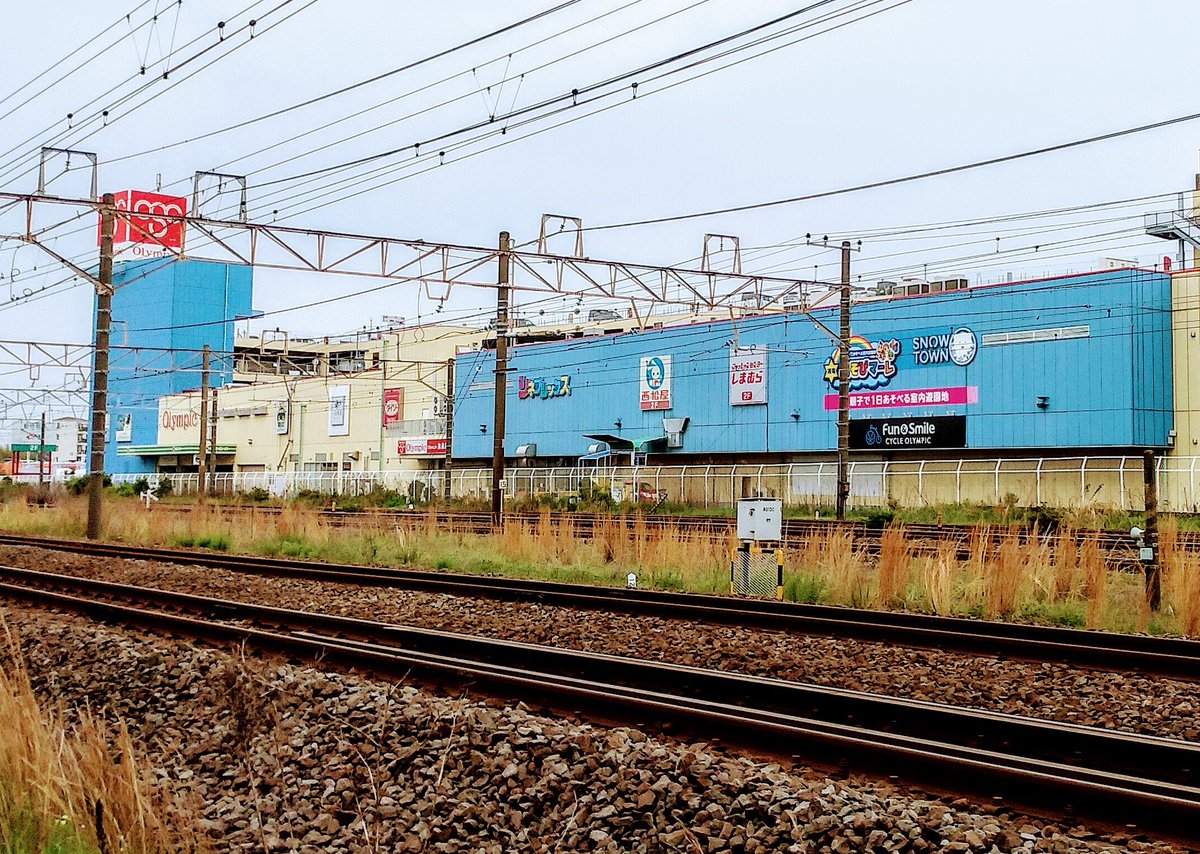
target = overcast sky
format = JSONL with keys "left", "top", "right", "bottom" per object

{"left": 2, "top": 0, "right": 1200, "bottom": 350}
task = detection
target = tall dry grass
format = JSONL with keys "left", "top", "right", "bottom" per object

{"left": 5, "top": 493, "right": 1195, "bottom": 633}
{"left": 0, "top": 624, "right": 201, "bottom": 852}
{"left": 920, "top": 543, "right": 957, "bottom": 615}
{"left": 1081, "top": 535, "right": 1106, "bottom": 629}
{"left": 1165, "top": 550, "right": 1200, "bottom": 638}
{"left": 876, "top": 525, "right": 914, "bottom": 608}
{"left": 1051, "top": 528, "right": 1079, "bottom": 602}
{"left": 984, "top": 536, "right": 1025, "bottom": 618}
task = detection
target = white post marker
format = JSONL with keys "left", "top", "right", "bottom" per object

{"left": 626, "top": 572, "right": 637, "bottom": 589}
{"left": 141, "top": 488, "right": 159, "bottom": 510}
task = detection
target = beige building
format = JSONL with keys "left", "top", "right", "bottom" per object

{"left": 139, "top": 311, "right": 722, "bottom": 478}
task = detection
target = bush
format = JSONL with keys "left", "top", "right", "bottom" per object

{"left": 65, "top": 475, "right": 89, "bottom": 496}
{"left": 154, "top": 478, "right": 173, "bottom": 497}
{"left": 130, "top": 476, "right": 150, "bottom": 496}
{"left": 861, "top": 508, "right": 896, "bottom": 530}
{"left": 243, "top": 486, "right": 270, "bottom": 503}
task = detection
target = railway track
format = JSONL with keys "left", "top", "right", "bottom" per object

{"left": 2, "top": 565, "right": 1198, "bottom": 843}
{"left": 0, "top": 531, "right": 1196, "bottom": 680}
{"left": 148, "top": 503, "right": 1154, "bottom": 562}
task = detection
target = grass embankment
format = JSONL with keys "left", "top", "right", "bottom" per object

{"left": 4, "top": 497, "right": 1200, "bottom": 637}
{"left": 0, "top": 624, "right": 199, "bottom": 853}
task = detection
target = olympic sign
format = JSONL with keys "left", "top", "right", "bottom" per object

{"left": 98, "top": 190, "right": 188, "bottom": 249}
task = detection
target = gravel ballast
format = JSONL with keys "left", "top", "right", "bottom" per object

{"left": 2, "top": 601, "right": 1185, "bottom": 853}
{"left": 2, "top": 544, "right": 1195, "bottom": 744}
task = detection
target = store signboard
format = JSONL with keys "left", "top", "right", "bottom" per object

{"left": 729, "top": 345, "right": 767, "bottom": 405}
{"left": 639, "top": 355, "right": 672, "bottom": 411}
{"left": 274, "top": 400, "right": 290, "bottom": 435}
{"left": 382, "top": 387, "right": 403, "bottom": 427}
{"left": 114, "top": 413, "right": 133, "bottom": 443}
{"left": 328, "top": 386, "right": 350, "bottom": 436}
{"left": 99, "top": 190, "right": 188, "bottom": 258}
{"left": 397, "top": 437, "right": 447, "bottom": 455}
{"left": 850, "top": 415, "right": 966, "bottom": 450}
{"left": 823, "top": 385, "right": 978, "bottom": 411}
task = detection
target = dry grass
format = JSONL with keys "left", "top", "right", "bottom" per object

{"left": 876, "top": 525, "right": 913, "bottom": 608}
{"left": 1081, "top": 535, "right": 1106, "bottom": 629}
{"left": 0, "top": 623, "right": 201, "bottom": 853}
{"left": 1165, "top": 550, "right": 1200, "bottom": 638}
{"left": 984, "top": 536, "right": 1025, "bottom": 618}
{"left": 1050, "top": 528, "right": 1079, "bottom": 602}
{"left": 920, "top": 543, "right": 957, "bottom": 616}
{"left": 4, "top": 494, "right": 1198, "bottom": 634}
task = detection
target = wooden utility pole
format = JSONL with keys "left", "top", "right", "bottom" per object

{"left": 197, "top": 344, "right": 210, "bottom": 496}
{"left": 443, "top": 357, "right": 455, "bottom": 501}
{"left": 490, "top": 231, "right": 511, "bottom": 528}
{"left": 835, "top": 240, "right": 852, "bottom": 520}
{"left": 38, "top": 412, "right": 46, "bottom": 489}
{"left": 208, "top": 386, "right": 218, "bottom": 495}
{"left": 1144, "top": 449, "right": 1162, "bottom": 610}
{"left": 86, "top": 193, "right": 115, "bottom": 540}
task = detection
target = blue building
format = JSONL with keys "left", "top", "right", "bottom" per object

{"left": 98, "top": 259, "right": 254, "bottom": 473}
{"left": 452, "top": 268, "right": 1173, "bottom": 463}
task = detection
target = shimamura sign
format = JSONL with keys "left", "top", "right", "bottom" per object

{"left": 639, "top": 355, "right": 672, "bottom": 411}
{"left": 729, "top": 345, "right": 767, "bottom": 405}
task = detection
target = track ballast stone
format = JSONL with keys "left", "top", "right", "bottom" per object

{"left": 5, "top": 542, "right": 1198, "bottom": 743}
{"left": 1, "top": 601, "right": 1185, "bottom": 853}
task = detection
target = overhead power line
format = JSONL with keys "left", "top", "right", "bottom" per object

{"left": 105, "top": 0, "right": 587, "bottom": 164}
{"left": 586, "top": 110, "right": 1200, "bottom": 231}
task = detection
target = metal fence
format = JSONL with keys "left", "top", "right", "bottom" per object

{"left": 105, "top": 455, "right": 1200, "bottom": 512}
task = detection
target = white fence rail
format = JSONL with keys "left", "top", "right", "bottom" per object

{"left": 105, "top": 455, "right": 1200, "bottom": 512}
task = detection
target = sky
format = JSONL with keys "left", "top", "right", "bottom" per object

{"left": 2, "top": 0, "right": 1200, "bottom": 353}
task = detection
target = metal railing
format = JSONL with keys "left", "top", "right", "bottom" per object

{"left": 104, "top": 455, "right": 1200, "bottom": 512}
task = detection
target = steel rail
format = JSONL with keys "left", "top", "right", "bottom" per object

{"left": 1, "top": 568, "right": 1198, "bottom": 844}
{"left": 133, "top": 504, "right": 1155, "bottom": 562}
{"left": 0, "top": 532, "right": 1196, "bottom": 680}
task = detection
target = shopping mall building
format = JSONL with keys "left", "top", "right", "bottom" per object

{"left": 102, "top": 254, "right": 1200, "bottom": 510}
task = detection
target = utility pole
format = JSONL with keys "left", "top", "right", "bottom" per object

{"left": 197, "top": 344, "right": 210, "bottom": 496}
{"left": 443, "top": 357, "right": 455, "bottom": 502}
{"left": 86, "top": 193, "right": 115, "bottom": 540}
{"left": 38, "top": 412, "right": 46, "bottom": 490}
{"left": 1144, "top": 449, "right": 1161, "bottom": 611}
{"left": 491, "top": 231, "right": 511, "bottom": 528}
{"left": 208, "top": 386, "right": 218, "bottom": 495}
{"left": 836, "top": 240, "right": 852, "bottom": 521}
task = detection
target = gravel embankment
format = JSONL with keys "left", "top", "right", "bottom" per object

{"left": 2, "top": 544, "right": 1196, "bottom": 744}
{"left": 2, "top": 601, "right": 1183, "bottom": 853}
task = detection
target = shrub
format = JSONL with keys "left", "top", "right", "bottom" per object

{"left": 64, "top": 475, "right": 87, "bottom": 495}
{"left": 861, "top": 508, "right": 896, "bottom": 530}
{"left": 154, "top": 478, "right": 173, "bottom": 497}
{"left": 243, "top": 486, "right": 270, "bottom": 503}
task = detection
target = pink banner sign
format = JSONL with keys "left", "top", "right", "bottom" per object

{"left": 823, "top": 385, "right": 978, "bottom": 411}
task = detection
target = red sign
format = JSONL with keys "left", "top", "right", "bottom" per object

{"left": 397, "top": 437, "right": 447, "bottom": 455}
{"left": 98, "top": 190, "right": 187, "bottom": 248}
{"left": 382, "top": 387, "right": 402, "bottom": 427}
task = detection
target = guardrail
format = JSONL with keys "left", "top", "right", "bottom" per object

{"left": 102, "top": 454, "right": 1200, "bottom": 511}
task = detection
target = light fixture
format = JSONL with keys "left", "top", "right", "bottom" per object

{"left": 1035, "top": 395, "right": 1049, "bottom": 409}
{"left": 790, "top": 410, "right": 800, "bottom": 420}
{"left": 479, "top": 423, "right": 487, "bottom": 433}
{"left": 614, "top": 417, "right": 622, "bottom": 429}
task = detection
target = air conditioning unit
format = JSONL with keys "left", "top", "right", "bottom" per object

{"left": 432, "top": 394, "right": 449, "bottom": 417}
{"left": 662, "top": 417, "right": 689, "bottom": 449}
